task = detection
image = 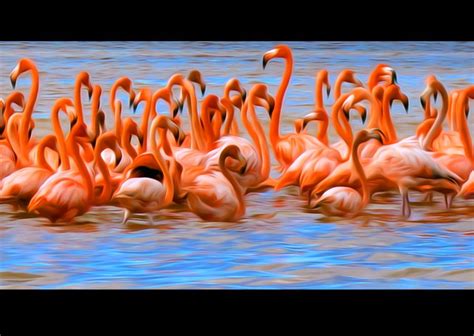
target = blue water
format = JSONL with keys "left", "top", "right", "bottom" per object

{"left": 0, "top": 42, "right": 473, "bottom": 288}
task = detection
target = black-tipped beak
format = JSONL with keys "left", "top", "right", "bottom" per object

{"left": 239, "top": 162, "right": 247, "bottom": 175}
{"left": 420, "top": 96, "right": 426, "bottom": 110}
{"left": 343, "top": 108, "right": 350, "bottom": 121}
{"left": 403, "top": 99, "right": 409, "bottom": 113}
{"left": 241, "top": 90, "right": 247, "bottom": 102}
{"left": 302, "top": 119, "right": 309, "bottom": 129}
{"left": 88, "top": 88, "right": 93, "bottom": 100}
{"left": 132, "top": 102, "right": 139, "bottom": 113}
{"left": 173, "top": 105, "right": 180, "bottom": 118}
{"left": 392, "top": 71, "right": 398, "bottom": 84}
{"left": 326, "top": 86, "right": 331, "bottom": 97}
{"left": 10, "top": 76, "right": 16, "bottom": 89}
{"left": 70, "top": 117, "right": 78, "bottom": 129}
{"left": 361, "top": 111, "right": 367, "bottom": 124}
{"left": 115, "top": 152, "right": 122, "bottom": 167}
{"left": 262, "top": 57, "right": 268, "bottom": 70}
{"left": 177, "top": 132, "right": 186, "bottom": 146}
{"left": 129, "top": 96, "right": 134, "bottom": 109}
{"left": 201, "top": 85, "right": 206, "bottom": 96}
{"left": 433, "top": 91, "right": 438, "bottom": 102}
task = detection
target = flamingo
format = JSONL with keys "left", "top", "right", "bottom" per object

{"left": 308, "top": 129, "right": 384, "bottom": 217}
{"left": 183, "top": 144, "right": 247, "bottom": 222}
{"left": 110, "top": 115, "right": 175, "bottom": 225}
{"left": 262, "top": 45, "right": 326, "bottom": 170}
{"left": 9, "top": 58, "right": 39, "bottom": 167}
{"left": 28, "top": 99, "right": 95, "bottom": 223}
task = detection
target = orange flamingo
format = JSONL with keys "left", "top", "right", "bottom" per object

{"left": 28, "top": 100, "right": 95, "bottom": 223}
{"left": 9, "top": 58, "right": 39, "bottom": 167}
{"left": 0, "top": 134, "right": 58, "bottom": 209}
{"left": 111, "top": 115, "right": 174, "bottom": 225}
{"left": 262, "top": 45, "right": 326, "bottom": 170}
{"left": 183, "top": 144, "right": 247, "bottom": 222}
{"left": 309, "top": 129, "right": 384, "bottom": 217}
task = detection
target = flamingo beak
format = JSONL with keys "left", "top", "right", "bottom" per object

{"left": 420, "top": 96, "right": 426, "bottom": 110}
{"left": 262, "top": 56, "right": 269, "bottom": 70}
{"left": 343, "top": 108, "right": 350, "bottom": 121}
{"left": 361, "top": 110, "right": 367, "bottom": 124}
{"left": 326, "top": 85, "right": 331, "bottom": 97}
{"left": 88, "top": 87, "right": 93, "bottom": 100}
{"left": 391, "top": 71, "right": 398, "bottom": 84}
{"left": 10, "top": 75, "right": 17, "bottom": 89}
{"left": 403, "top": 98, "right": 409, "bottom": 113}
{"left": 201, "top": 84, "right": 206, "bottom": 96}
{"left": 241, "top": 90, "right": 247, "bottom": 102}
{"left": 433, "top": 91, "right": 438, "bottom": 102}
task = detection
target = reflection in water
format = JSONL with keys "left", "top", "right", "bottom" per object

{"left": 0, "top": 42, "right": 473, "bottom": 288}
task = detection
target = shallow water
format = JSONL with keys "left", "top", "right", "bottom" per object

{"left": 0, "top": 42, "right": 473, "bottom": 288}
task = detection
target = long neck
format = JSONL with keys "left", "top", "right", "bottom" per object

{"left": 139, "top": 97, "right": 154, "bottom": 153}
{"left": 316, "top": 117, "right": 329, "bottom": 145}
{"left": 186, "top": 83, "right": 206, "bottom": 151}
{"left": 334, "top": 76, "right": 344, "bottom": 99}
{"left": 19, "top": 68, "right": 39, "bottom": 163}
{"left": 6, "top": 115, "right": 24, "bottom": 167}
{"left": 270, "top": 55, "right": 293, "bottom": 145}
{"left": 150, "top": 125, "right": 174, "bottom": 205}
{"left": 351, "top": 138, "right": 369, "bottom": 206}
{"left": 74, "top": 82, "right": 86, "bottom": 126}
{"left": 314, "top": 75, "right": 325, "bottom": 109}
{"left": 222, "top": 99, "right": 235, "bottom": 136}
{"left": 201, "top": 103, "right": 216, "bottom": 150}
{"left": 113, "top": 100, "right": 123, "bottom": 147}
{"left": 36, "top": 135, "right": 56, "bottom": 171}
{"left": 219, "top": 152, "right": 244, "bottom": 217}
{"left": 382, "top": 94, "right": 398, "bottom": 144}
{"left": 423, "top": 88, "right": 449, "bottom": 151}
{"left": 331, "top": 94, "right": 353, "bottom": 160}
{"left": 122, "top": 122, "right": 138, "bottom": 159}
{"left": 248, "top": 102, "right": 271, "bottom": 180}
{"left": 69, "top": 136, "right": 93, "bottom": 200}
{"left": 456, "top": 89, "right": 473, "bottom": 164}
{"left": 52, "top": 108, "right": 71, "bottom": 170}
{"left": 95, "top": 146, "right": 112, "bottom": 204}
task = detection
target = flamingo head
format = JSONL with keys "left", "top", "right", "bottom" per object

{"left": 187, "top": 69, "right": 206, "bottom": 96}
{"left": 10, "top": 58, "right": 37, "bottom": 89}
{"left": 76, "top": 71, "right": 94, "bottom": 100}
{"left": 262, "top": 44, "right": 292, "bottom": 69}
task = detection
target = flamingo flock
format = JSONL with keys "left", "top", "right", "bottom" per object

{"left": 0, "top": 45, "right": 473, "bottom": 224}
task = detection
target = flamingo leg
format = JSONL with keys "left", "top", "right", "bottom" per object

{"left": 423, "top": 192, "right": 433, "bottom": 203}
{"left": 121, "top": 209, "right": 131, "bottom": 225}
{"left": 147, "top": 213, "right": 154, "bottom": 225}
{"left": 444, "top": 193, "right": 455, "bottom": 209}
{"left": 400, "top": 187, "right": 411, "bottom": 218}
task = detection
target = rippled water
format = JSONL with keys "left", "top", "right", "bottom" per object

{"left": 0, "top": 42, "right": 473, "bottom": 288}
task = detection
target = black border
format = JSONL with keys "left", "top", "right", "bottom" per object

{"left": 0, "top": 290, "right": 472, "bottom": 334}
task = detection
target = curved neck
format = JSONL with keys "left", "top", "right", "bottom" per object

{"left": 316, "top": 117, "right": 329, "bottom": 145}
{"left": 52, "top": 107, "right": 71, "bottom": 170}
{"left": 94, "top": 142, "right": 113, "bottom": 204}
{"left": 6, "top": 115, "right": 24, "bottom": 166}
{"left": 139, "top": 94, "right": 154, "bottom": 153}
{"left": 219, "top": 152, "right": 244, "bottom": 215}
{"left": 221, "top": 98, "right": 235, "bottom": 136}
{"left": 36, "top": 135, "right": 57, "bottom": 171}
{"left": 74, "top": 81, "right": 86, "bottom": 126}
{"left": 19, "top": 68, "right": 39, "bottom": 163}
{"left": 334, "top": 76, "right": 344, "bottom": 99}
{"left": 68, "top": 135, "right": 93, "bottom": 200}
{"left": 113, "top": 100, "right": 123, "bottom": 147}
{"left": 423, "top": 87, "right": 449, "bottom": 151}
{"left": 201, "top": 102, "right": 216, "bottom": 150}
{"left": 382, "top": 94, "right": 397, "bottom": 144}
{"left": 351, "top": 138, "right": 369, "bottom": 205}
{"left": 248, "top": 101, "right": 271, "bottom": 179}
{"left": 122, "top": 121, "right": 139, "bottom": 159}
{"left": 456, "top": 90, "right": 473, "bottom": 164}
{"left": 331, "top": 94, "right": 353, "bottom": 160}
{"left": 270, "top": 55, "right": 293, "bottom": 145}
{"left": 150, "top": 122, "right": 174, "bottom": 205}
{"left": 314, "top": 74, "right": 326, "bottom": 110}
